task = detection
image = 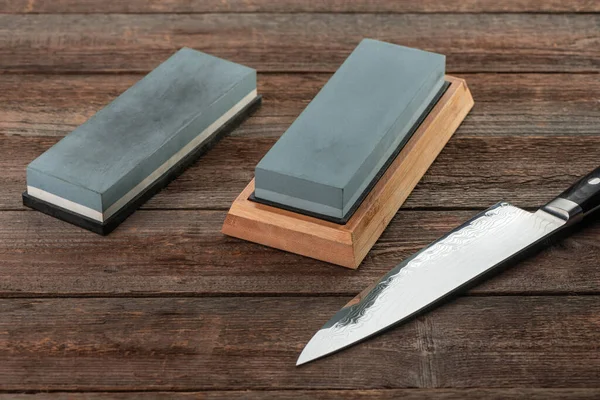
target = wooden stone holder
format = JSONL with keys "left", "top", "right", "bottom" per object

{"left": 222, "top": 76, "right": 474, "bottom": 269}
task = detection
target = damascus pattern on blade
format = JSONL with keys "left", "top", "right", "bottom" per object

{"left": 299, "top": 203, "right": 565, "bottom": 363}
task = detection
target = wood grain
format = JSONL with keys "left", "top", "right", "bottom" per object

{"left": 0, "top": 0, "right": 599, "bottom": 394}
{"left": 1, "top": 74, "right": 599, "bottom": 211}
{"left": 0, "top": 296, "right": 598, "bottom": 390}
{"left": 2, "top": 73, "right": 599, "bottom": 137}
{"left": 3, "top": 389, "right": 600, "bottom": 399}
{"left": 0, "top": 14, "right": 598, "bottom": 73}
{"left": 0, "top": 209, "right": 598, "bottom": 296}
{"left": 1, "top": 0, "right": 599, "bottom": 13}
{"left": 3, "top": 134, "right": 599, "bottom": 212}
{"left": 223, "top": 76, "right": 474, "bottom": 268}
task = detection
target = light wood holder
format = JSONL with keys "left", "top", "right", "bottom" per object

{"left": 222, "top": 76, "right": 474, "bottom": 269}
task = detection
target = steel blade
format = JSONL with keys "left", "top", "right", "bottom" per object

{"left": 297, "top": 202, "right": 566, "bottom": 366}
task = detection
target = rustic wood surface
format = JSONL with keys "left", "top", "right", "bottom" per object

{"left": 0, "top": 14, "right": 598, "bottom": 73}
{"left": 0, "top": 0, "right": 598, "bottom": 398}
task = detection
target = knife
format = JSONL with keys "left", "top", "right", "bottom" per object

{"left": 297, "top": 166, "right": 600, "bottom": 366}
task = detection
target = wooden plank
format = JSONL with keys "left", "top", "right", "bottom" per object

{"left": 0, "top": 296, "right": 598, "bottom": 390}
{"left": 2, "top": 73, "right": 599, "bottom": 138}
{"left": 1, "top": 0, "right": 599, "bottom": 13}
{"left": 2, "top": 134, "right": 599, "bottom": 211}
{"left": 1, "top": 73, "right": 599, "bottom": 211}
{"left": 0, "top": 14, "right": 598, "bottom": 73}
{"left": 0, "top": 208, "right": 598, "bottom": 296}
{"left": 2, "top": 389, "right": 600, "bottom": 399}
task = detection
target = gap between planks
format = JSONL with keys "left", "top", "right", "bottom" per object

{"left": 0, "top": 293, "right": 598, "bottom": 299}
{"left": 1, "top": 0, "right": 599, "bottom": 13}
{"left": 0, "top": 388, "right": 599, "bottom": 397}
{"left": 1, "top": 70, "right": 599, "bottom": 76}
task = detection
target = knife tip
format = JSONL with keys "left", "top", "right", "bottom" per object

{"left": 296, "top": 328, "right": 341, "bottom": 366}
{"left": 296, "top": 348, "right": 312, "bottom": 367}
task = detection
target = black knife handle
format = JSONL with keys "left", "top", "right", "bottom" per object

{"left": 543, "top": 166, "right": 600, "bottom": 221}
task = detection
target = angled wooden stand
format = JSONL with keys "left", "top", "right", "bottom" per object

{"left": 222, "top": 76, "right": 474, "bottom": 269}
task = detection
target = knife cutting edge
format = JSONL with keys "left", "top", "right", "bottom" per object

{"left": 297, "top": 166, "right": 600, "bottom": 366}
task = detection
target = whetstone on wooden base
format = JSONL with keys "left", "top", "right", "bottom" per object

{"left": 254, "top": 39, "right": 447, "bottom": 221}
{"left": 222, "top": 75, "right": 474, "bottom": 269}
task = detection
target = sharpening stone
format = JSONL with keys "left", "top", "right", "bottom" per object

{"left": 23, "top": 47, "right": 261, "bottom": 234}
{"left": 253, "top": 39, "right": 445, "bottom": 223}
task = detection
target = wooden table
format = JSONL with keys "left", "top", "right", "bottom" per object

{"left": 0, "top": 1, "right": 599, "bottom": 398}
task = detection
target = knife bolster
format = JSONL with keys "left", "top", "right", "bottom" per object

{"left": 542, "top": 198, "right": 582, "bottom": 223}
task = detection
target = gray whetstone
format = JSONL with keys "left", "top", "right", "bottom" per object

{"left": 254, "top": 39, "right": 445, "bottom": 219}
{"left": 26, "top": 47, "right": 257, "bottom": 221}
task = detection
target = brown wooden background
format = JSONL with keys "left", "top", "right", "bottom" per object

{"left": 0, "top": 1, "right": 599, "bottom": 398}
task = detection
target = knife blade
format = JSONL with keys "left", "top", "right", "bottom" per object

{"left": 297, "top": 166, "right": 600, "bottom": 366}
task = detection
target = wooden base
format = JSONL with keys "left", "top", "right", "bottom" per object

{"left": 222, "top": 76, "right": 474, "bottom": 269}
